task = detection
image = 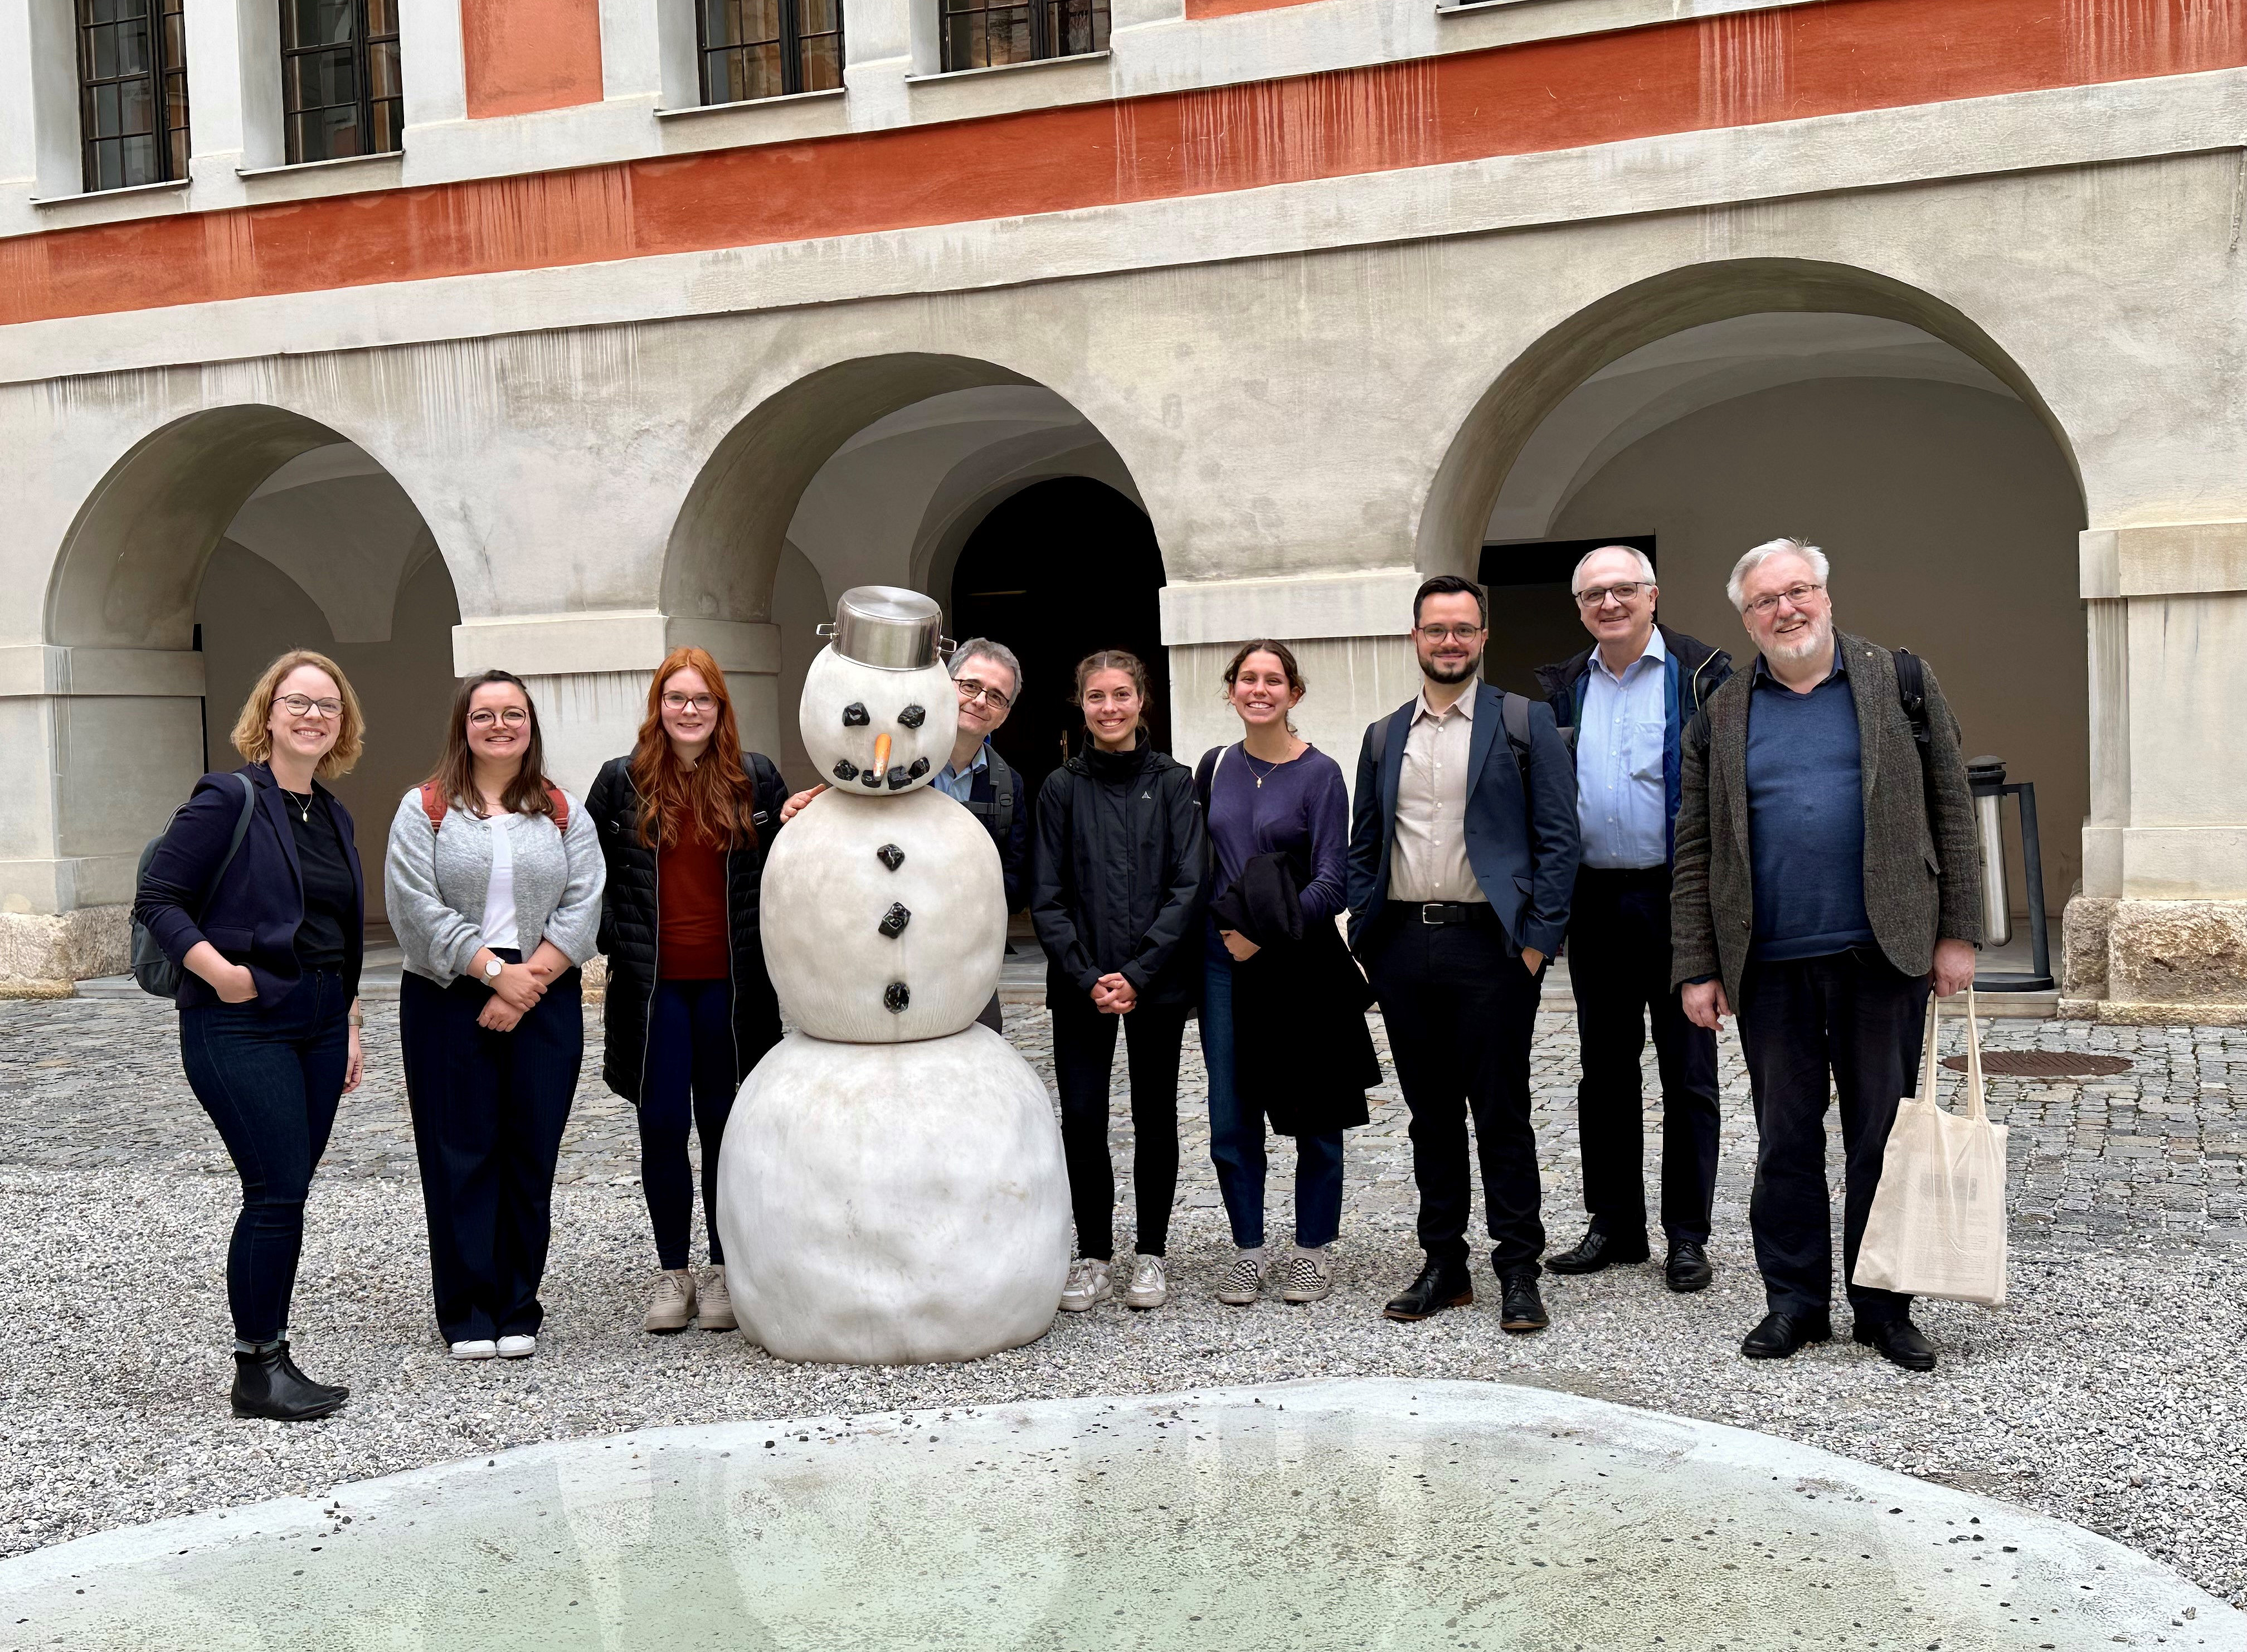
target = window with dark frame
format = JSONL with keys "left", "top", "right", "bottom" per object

{"left": 698, "top": 0, "right": 844, "bottom": 105}
{"left": 76, "top": 0, "right": 191, "bottom": 193}
{"left": 280, "top": 0, "right": 403, "bottom": 166}
{"left": 940, "top": 0, "right": 1107, "bottom": 73}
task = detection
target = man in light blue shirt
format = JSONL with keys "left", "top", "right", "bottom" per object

{"left": 1533, "top": 546, "right": 1732, "bottom": 1295}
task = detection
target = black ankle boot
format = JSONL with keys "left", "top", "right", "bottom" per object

{"left": 231, "top": 1342, "right": 349, "bottom": 1421}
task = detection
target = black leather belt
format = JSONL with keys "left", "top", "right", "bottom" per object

{"left": 1578, "top": 864, "right": 1670, "bottom": 888}
{"left": 1389, "top": 900, "right": 1495, "bottom": 927}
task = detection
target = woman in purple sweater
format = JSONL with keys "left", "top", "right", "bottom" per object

{"left": 1194, "top": 640, "right": 1374, "bottom": 1307}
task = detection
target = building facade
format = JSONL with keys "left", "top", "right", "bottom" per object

{"left": 2, "top": 0, "right": 2243, "bottom": 1016}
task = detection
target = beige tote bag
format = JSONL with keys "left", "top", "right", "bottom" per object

{"left": 1852, "top": 987, "right": 2008, "bottom": 1307}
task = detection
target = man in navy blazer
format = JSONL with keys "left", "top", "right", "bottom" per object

{"left": 1347, "top": 574, "right": 1580, "bottom": 1331}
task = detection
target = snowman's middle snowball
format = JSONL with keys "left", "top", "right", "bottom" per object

{"left": 760, "top": 786, "right": 1005, "bottom": 1042}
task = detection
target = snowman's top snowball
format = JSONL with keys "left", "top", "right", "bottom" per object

{"left": 802, "top": 648, "right": 957, "bottom": 796}
{"left": 823, "top": 586, "right": 947, "bottom": 672}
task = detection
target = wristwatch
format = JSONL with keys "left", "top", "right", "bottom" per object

{"left": 483, "top": 956, "right": 505, "bottom": 982}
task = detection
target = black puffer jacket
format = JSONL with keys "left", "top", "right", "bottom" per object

{"left": 584, "top": 753, "right": 788, "bottom": 1105}
{"left": 1030, "top": 737, "right": 1208, "bottom": 1010}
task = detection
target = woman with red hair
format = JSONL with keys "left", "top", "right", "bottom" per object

{"left": 586, "top": 648, "right": 787, "bottom": 1335}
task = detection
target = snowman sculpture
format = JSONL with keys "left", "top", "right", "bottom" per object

{"left": 715, "top": 586, "right": 1072, "bottom": 1364}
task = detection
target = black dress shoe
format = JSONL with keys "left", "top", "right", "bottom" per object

{"left": 1854, "top": 1316, "right": 1938, "bottom": 1372}
{"left": 1544, "top": 1227, "right": 1651, "bottom": 1275}
{"left": 1383, "top": 1259, "right": 1473, "bottom": 1322}
{"left": 1497, "top": 1270, "right": 1549, "bottom": 1333}
{"left": 1665, "top": 1240, "right": 1714, "bottom": 1294}
{"left": 231, "top": 1343, "right": 349, "bottom": 1422}
{"left": 1739, "top": 1310, "right": 1832, "bottom": 1360}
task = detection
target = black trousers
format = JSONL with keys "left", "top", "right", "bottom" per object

{"left": 1049, "top": 990, "right": 1188, "bottom": 1261}
{"left": 1566, "top": 866, "right": 1721, "bottom": 1245}
{"left": 1364, "top": 905, "right": 1547, "bottom": 1275}
{"left": 1736, "top": 947, "right": 1929, "bottom": 1324}
{"left": 400, "top": 960, "right": 582, "bottom": 1344}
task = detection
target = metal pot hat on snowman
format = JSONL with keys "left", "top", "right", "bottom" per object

{"left": 759, "top": 586, "right": 1008, "bottom": 1043}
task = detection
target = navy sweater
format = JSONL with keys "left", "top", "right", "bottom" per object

{"left": 1744, "top": 658, "right": 1875, "bottom": 962}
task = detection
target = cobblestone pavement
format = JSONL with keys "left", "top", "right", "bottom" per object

{"left": 4, "top": 996, "right": 2239, "bottom": 1254}
{"left": 1, "top": 996, "right": 2243, "bottom": 1613}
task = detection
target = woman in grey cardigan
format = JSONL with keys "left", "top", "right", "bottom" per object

{"left": 386, "top": 670, "right": 604, "bottom": 1361}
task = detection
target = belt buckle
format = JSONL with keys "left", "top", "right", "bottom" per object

{"left": 1421, "top": 902, "right": 1451, "bottom": 926}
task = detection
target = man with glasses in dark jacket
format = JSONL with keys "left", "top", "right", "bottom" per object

{"left": 1346, "top": 574, "right": 1580, "bottom": 1333}
{"left": 936, "top": 638, "right": 1029, "bottom": 1032}
{"left": 1534, "top": 546, "right": 1731, "bottom": 1296}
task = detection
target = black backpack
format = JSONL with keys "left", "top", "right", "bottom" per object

{"left": 131, "top": 773, "right": 257, "bottom": 999}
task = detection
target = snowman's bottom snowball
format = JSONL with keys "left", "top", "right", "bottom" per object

{"left": 715, "top": 1026, "right": 1072, "bottom": 1366}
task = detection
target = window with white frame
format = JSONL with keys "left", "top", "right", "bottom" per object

{"left": 279, "top": 0, "right": 402, "bottom": 164}
{"left": 698, "top": 0, "right": 844, "bottom": 103}
{"left": 76, "top": 0, "right": 190, "bottom": 192}
{"left": 939, "top": 0, "right": 1106, "bottom": 72}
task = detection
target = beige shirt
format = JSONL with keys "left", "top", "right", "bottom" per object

{"left": 1388, "top": 683, "right": 1485, "bottom": 904}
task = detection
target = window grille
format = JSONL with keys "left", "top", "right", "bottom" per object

{"left": 76, "top": 0, "right": 190, "bottom": 192}
{"left": 698, "top": 0, "right": 845, "bottom": 104}
{"left": 280, "top": 0, "right": 403, "bottom": 165}
{"left": 940, "top": 0, "right": 1107, "bottom": 72}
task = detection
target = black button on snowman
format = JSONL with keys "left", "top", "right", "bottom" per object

{"left": 714, "top": 586, "right": 1072, "bottom": 1365}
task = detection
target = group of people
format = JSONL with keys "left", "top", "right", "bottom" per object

{"left": 134, "top": 530, "right": 1980, "bottom": 1425}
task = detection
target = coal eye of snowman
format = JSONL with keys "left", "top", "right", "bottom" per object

{"left": 897, "top": 705, "right": 926, "bottom": 729}
{"left": 841, "top": 703, "right": 869, "bottom": 727}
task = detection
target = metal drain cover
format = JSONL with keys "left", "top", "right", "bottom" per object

{"left": 1943, "top": 1050, "right": 2133, "bottom": 1077}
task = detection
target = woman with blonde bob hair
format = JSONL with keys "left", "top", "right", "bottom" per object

{"left": 386, "top": 669, "right": 605, "bottom": 1361}
{"left": 135, "top": 649, "right": 371, "bottom": 1422}
{"left": 586, "top": 647, "right": 787, "bottom": 1335}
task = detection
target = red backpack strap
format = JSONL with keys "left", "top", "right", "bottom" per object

{"left": 419, "top": 780, "right": 447, "bottom": 832}
{"left": 543, "top": 783, "right": 570, "bottom": 832}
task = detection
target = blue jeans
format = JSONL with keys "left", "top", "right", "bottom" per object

{"left": 640, "top": 978, "right": 739, "bottom": 1270}
{"left": 1201, "top": 950, "right": 1344, "bottom": 1251}
{"left": 179, "top": 968, "right": 350, "bottom": 1343}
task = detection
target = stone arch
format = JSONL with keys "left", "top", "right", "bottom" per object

{"left": 1415, "top": 257, "right": 2086, "bottom": 580}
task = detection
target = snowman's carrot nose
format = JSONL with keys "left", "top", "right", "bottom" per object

{"left": 870, "top": 732, "right": 892, "bottom": 779}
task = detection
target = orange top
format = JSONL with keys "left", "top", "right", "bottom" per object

{"left": 658, "top": 831, "right": 728, "bottom": 981}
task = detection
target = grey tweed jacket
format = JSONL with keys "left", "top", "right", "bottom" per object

{"left": 1670, "top": 630, "right": 1982, "bottom": 1009}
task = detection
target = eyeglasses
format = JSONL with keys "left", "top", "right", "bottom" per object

{"left": 1743, "top": 582, "right": 1827, "bottom": 618}
{"left": 276, "top": 694, "right": 343, "bottom": 719}
{"left": 1414, "top": 624, "right": 1485, "bottom": 643}
{"left": 956, "top": 677, "right": 1012, "bottom": 713}
{"left": 1575, "top": 581, "right": 1650, "bottom": 609}
{"left": 468, "top": 708, "right": 529, "bottom": 729}
{"left": 662, "top": 693, "right": 717, "bottom": 713}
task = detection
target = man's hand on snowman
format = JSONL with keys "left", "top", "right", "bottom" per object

{"left": 780, "top": 785, "right": 829, "bottom": 823}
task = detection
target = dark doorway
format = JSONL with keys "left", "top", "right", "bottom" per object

{"left": 949, "top": 477, "right": 1167, "bottom": 796}
{"left": 1476, "top": 535, "right": 1657, "bottom": 699}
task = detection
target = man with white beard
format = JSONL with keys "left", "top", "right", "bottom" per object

{"left": 1670, "top": 538, "right": 1981, "bottom": 1372}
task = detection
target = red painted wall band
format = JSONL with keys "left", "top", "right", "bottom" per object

{"left": 4, "top": 0, "right": 2243, "bottom": 327}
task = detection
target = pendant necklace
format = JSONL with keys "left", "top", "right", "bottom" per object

{"left": 283, "top": 789, "right": 314, "bottom": 824}
{"left": 1242, "top": 751, "right": 1280, "bottom": 790}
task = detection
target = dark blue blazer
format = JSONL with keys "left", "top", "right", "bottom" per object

{"left": 134, "top": 762, "right": 366, "bottom": 1010}
{"left": 1344, "top": 684, "right": 1580, "bottom": 956}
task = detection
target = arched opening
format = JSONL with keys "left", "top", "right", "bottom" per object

{"left": 667, "top": 359, "right": 1164, "bottom": 789}
{"left": 1432, "top": 264, "right": 2088, "bottom": 929}
{"left": 47, "top": 408, "right": 461, "bottom": 934}
{"left": 950, "top": 477, "right": 1168, "bottom": 794}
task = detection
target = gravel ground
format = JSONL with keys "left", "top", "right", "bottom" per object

{"left": 0, "top": 995, "right": 2241, "bottom": 1614}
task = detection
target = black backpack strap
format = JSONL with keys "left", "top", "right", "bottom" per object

{"left": 1500, "top": 689, "right": 1533, "bottom": 784}
{"left": 1893, "top": 647, "right": 1932, "bottom": 751}
{"left": 983, "top": 747, "right": 1016, "bottom": 844}
{"left": 213, "top": 772, "right": 258, "bottom": 895}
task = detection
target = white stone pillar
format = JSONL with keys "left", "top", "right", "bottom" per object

{"left": 1158, "top": 570, "right": 1424, "bottom": 782}
{"left": 453, "top": 613, "right": 782, "bottom": 798}
{"left": 0, "top": 645, "right": 206, "bottom": 989}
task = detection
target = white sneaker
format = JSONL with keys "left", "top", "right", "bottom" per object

{"left": 644, "top": 1269, "right": 696, "bottom": 1334}
{"left": 449, "top": 1339, "right": 497, "bottom": 1361}
{"left": 699, "top": 1266, "right": 737, "bottom": 1332}
{"left": 1280, "top": 1247, "right": 1334, "bottom": 1304}
{"left": 1122, "top": 1254, "right": 1170, "bottom": 1311}
{"left": 495, "top": 1334, "right": 536, "bottom": 1358}
{"left": 1214, "top": 1250, "right": 1266, "bottom": 1306}
{"left": 1058, "top": 1258, "right": 1113, "bottom": 1313}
